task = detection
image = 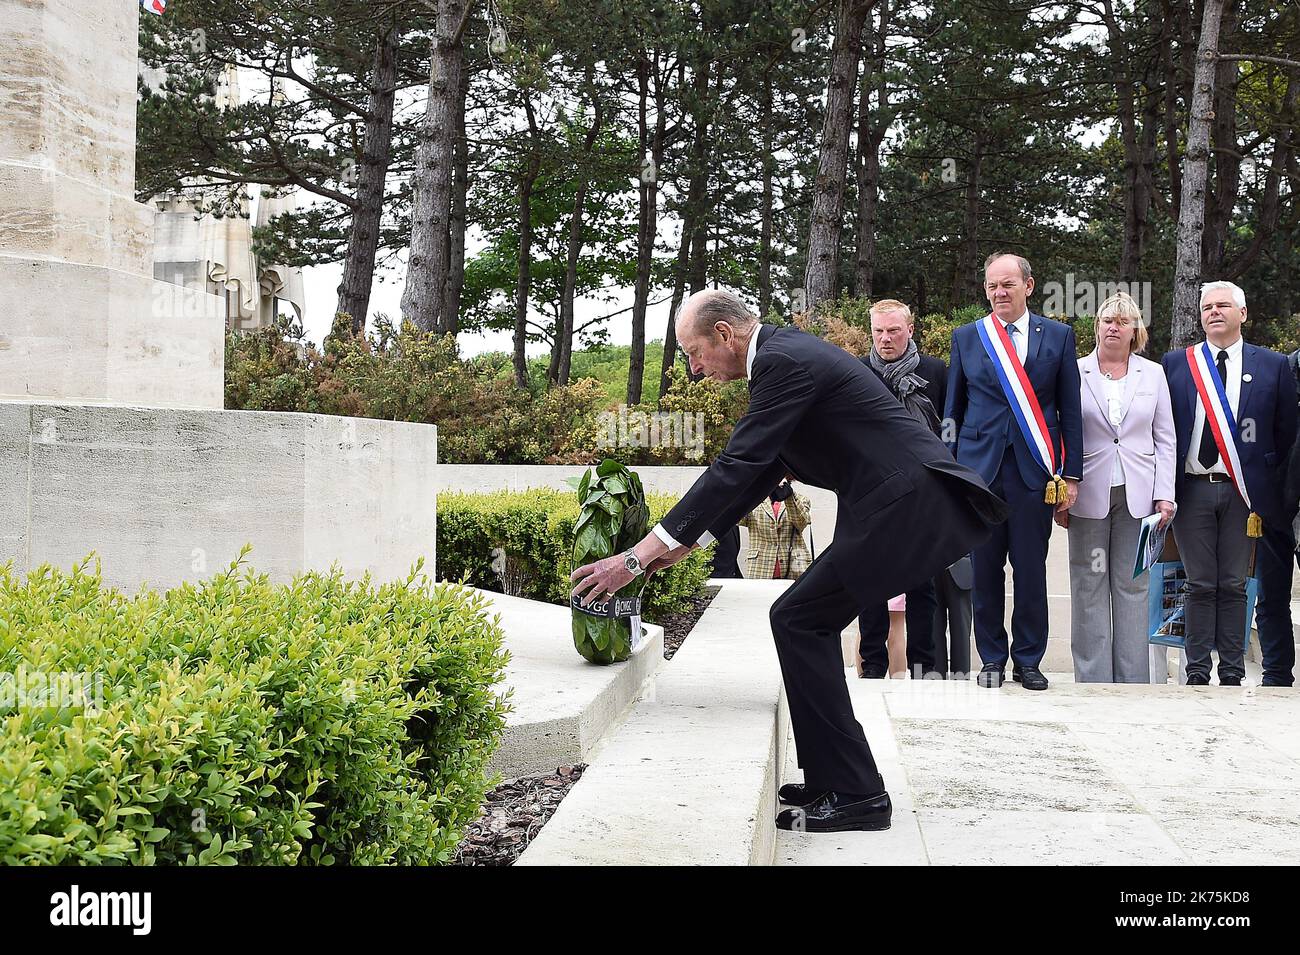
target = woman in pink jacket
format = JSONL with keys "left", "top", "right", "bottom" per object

{"left": 1057, "top": 291, "right": 1176, "bottom": 682}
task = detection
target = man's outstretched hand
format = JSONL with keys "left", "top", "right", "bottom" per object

{"left": 570, "top": 536, "right": 693, "bottom": 607}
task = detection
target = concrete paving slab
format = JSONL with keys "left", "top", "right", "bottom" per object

{"left": 778, "top": 675, "right": 1300, "bottom": 866}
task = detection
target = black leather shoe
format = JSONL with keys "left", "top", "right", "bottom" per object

{"left": 1219, "top": 676, "right": 1242, "bottom": 687}
{"left": 1186, "top": 673, "right": 1210, "bottom": 686}
{"left": 776, "top": 789, "right": 892, "bottom": 832}
{"left": 1012, "top": 665, "right": 1049, "bottom": 691}
{"left": 976, "top": 663, "right": 1005, "bottom": 688}
{"left": 1261, "top": 678, "right": 1293, "bottom": 688}
{"left": 860, "top": 666, "right": 887, "bottom": 679}
{"left": 778, "top": 782, "right": 827, "bottom": 806}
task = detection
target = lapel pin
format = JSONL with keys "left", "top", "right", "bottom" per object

{"left": 1243, "top": 373, "right": 1253, "bottom": 382}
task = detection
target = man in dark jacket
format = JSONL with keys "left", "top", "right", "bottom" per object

{"left": 857, "top": 299, "right": 947, "bottom": 678}
{"left": 571, "top": 290, "right": 1008, "bottom": 833}
{"left": 1250, "top": 344, "right": 1300, "bottom": 685}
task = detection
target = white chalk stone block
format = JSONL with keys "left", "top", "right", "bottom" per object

{"left": 0, "top": 401, "right": 438, "bottom": 591}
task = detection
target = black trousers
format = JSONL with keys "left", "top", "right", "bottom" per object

{"left": 769, "top": 547, "right": 888, "bottom": 795}
{"left": 973, "top": 450, "right": 1054, "bottom": 669}
{"left": 710, "top": 525, "right": 743, "bottom": 579}
{"left": 932, "top": 567, "right": 974, "bottom": 677}
{"left": 857, "top": 579, "right": 938, "bottom": 675}
{"left": 1253, "top": 520, "right": 1298, "bottom": 686}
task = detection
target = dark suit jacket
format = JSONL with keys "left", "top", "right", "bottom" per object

{"left": 862, "top": 352, "right": 947, "bottom": 436}
{"left": 1287, "top": 350, "right": 1300, "bottom": 520}
{"left": 1161, "top": 342, "right": 1299, "bottom": 528}
{"left": 944, "top": 313, "right": 1084, "bottom": 487}
{"left": 660, "top": 325, "right": 1008, "bottom": 592}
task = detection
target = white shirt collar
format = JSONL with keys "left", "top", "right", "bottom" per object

{"left": 1009, "top": 309, "right": 1030, "bottom": 334}
{"left": 1203, "top": 336, "right": 1244, "bottom": 360}
{"left": 745, "top": 324, "right": 761, "bottom": 378}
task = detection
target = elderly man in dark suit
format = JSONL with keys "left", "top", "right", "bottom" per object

{"left": 857, "top": 299, "right": 948, "bottom": 679}
{"left": 571, "top": 289, "right": 1008, "bottom": 833}
{"left": 1161, "top": 283, "right": 1298, "bottom": 686}
{"left": 944, "top": 252, "right": 1084, "bottom": 691}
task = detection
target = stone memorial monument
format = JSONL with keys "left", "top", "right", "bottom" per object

{"left": 0, "top": 0, "right": 437, "bottom": 589}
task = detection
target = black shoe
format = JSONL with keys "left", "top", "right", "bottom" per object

{"left": 1219, "top": 676, "right": 1242, "bottom": 687}
{"left": 976, "top": 663, "right": 1005, "bottom": 688}
{"left": 1186, "top": 673, "right": 1210, "bottom": 686}
{"left": 859, "top": 666, "right": 887, "bottom": 679}
{"left": 778, "top": 783, "right": 827, "bottom": 806}
{"left": 1012, "top": 665, "right": 1049, "bottom": 691}
{"left": 776, "top": 789, "right": 892, "bottom": 832}
{"left": 1261, "top": 678, "right": 1293, "bottom": 688}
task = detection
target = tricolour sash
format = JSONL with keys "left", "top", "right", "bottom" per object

{"left": 1185, "top": 344, "right": 1262, "bottom": 537}
{"left": 974, "top": 315, "right": 1068, "bottom": 504}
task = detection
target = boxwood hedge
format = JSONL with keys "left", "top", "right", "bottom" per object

{"left": 437, "top": 489, "right": 712, "bottom": 621}
{"left": 0, "top": 552, "right": 510, "bottom": 865}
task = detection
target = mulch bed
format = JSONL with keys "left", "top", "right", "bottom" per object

{"left": 652, "top": 584, "right": 721, "bottom": 660}
{"left": 454, "top": 764, "right": 586, "bottom": 866}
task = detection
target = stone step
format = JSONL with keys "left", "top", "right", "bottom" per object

{"left": 516, "top": 579, "right": 791, "bottom": 865}
{"left": 478, "top": 588, "right": 664, "bottom": 780}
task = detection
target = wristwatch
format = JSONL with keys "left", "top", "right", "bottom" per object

{"left": 623, "top": 550, "right": 645, "bottom": 576}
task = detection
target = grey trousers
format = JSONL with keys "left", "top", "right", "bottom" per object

{"left": 1170, "top": 476, "right": 1252, "bottom": 682}
{"left": 1067, "top": 485, "right": 1151, "bottom": 683}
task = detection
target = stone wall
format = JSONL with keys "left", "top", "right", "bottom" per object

{"left": 1, "top": 401, "right": 438, "bottom": 589}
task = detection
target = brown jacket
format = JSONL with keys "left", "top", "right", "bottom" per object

{"left": 739, "top": 491, "right": 812, "bottom": 579}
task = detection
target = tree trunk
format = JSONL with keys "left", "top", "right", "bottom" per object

{"left": 400, "top": 0, "right": 470, "bottom": 333}
{"left": 513, "top": 97, "right": 541, "bottom": 389}
{"left": 554, "top": 72, "right": 604, "bottom": 387}
{"left": 803, "top": 0, "right": 872, "bottom": 314}
{"left": 628, "top": 50, "right": 663, "bottom": 407}
{"left": 336, "top": 22, "right": 400, "bottom": 334}
{"left": 441, "top": 64, "right": 471, "bottom": 335}
{"left": 952, "top": 133, "right": 984, "bottom": 306}
{"left": 853, "top": 0, "right": 889, "bottom": 299}
{"left": 1171, "top": 0, "right": 1227, "bottom": 350}
{"left": 1221, "top": 73, "right": 1298, "bottom": 280}
{"left": 1201, "top": 2, "right": 1239, "bottom": 278}
{"left": 758, "top": 74, "right": 774, "bottom": 319}
{"left": 659, "top": 222, "right": 693, "bottom": 405}
{"left": 1102, "top": 0, "right": 1153, "bottom": 282}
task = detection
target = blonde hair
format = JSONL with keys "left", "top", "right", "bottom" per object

{"left": 869, "top": 299, "right": 913, "bottom": 324}
{"left": 1096, "top": 290, "right": 1148, "bottom": 354}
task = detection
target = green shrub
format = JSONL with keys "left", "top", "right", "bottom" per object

{"left": 437, "top": 489, "right": 713, "bottom": 622}
{"left": 0, "top": 553, "right": 510, "bottom": 865}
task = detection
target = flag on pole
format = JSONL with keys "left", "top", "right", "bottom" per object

{"left": 141, "top": 0, "right": 166, "bottom": 15}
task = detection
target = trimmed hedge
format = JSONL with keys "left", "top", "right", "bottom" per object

{"left": 437, "top": 489, "right": 712, "bottom": 621}
{"left": 0, "top": 552, "right": 510, "bottom": 865}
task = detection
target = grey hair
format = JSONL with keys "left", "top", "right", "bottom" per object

{"left": 983, "top": 252, "right": 1033, "bottom": 282}
{"left": 1200, "top": 280, "right": 1246, "bottom": 309}
{"left": 683, "top": 289, "right": 758, "bottom": 337}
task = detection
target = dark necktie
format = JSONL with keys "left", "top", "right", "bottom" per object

{"left": 1005, "top": 322, "right": 1020, "bottom": 361}
{"left": 1197, "top": 349, "right": 1229, "bottom": 468}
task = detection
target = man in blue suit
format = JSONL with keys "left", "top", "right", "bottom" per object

{"left": 944, "top": 253, "right": 1084, "bottom": 690}
{"left": 1161, "top": 282, "right": 1298, "bottom": 686}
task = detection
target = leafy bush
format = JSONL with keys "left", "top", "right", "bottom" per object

{"left": 226, "top": 315, "right": 608, "bottom": 464}
{"left": 0, "top": 553, "right": 510, "bottom": 865}
{"left": 437, "top": 489, "right": 713, "bottom": 622}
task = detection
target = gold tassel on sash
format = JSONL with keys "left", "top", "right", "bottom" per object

{"left": 1247, "top": 512, "right": 1263, "bottom": 538}
{"left": 1044, "top": 475, "right": 1069, "bottom": 506}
